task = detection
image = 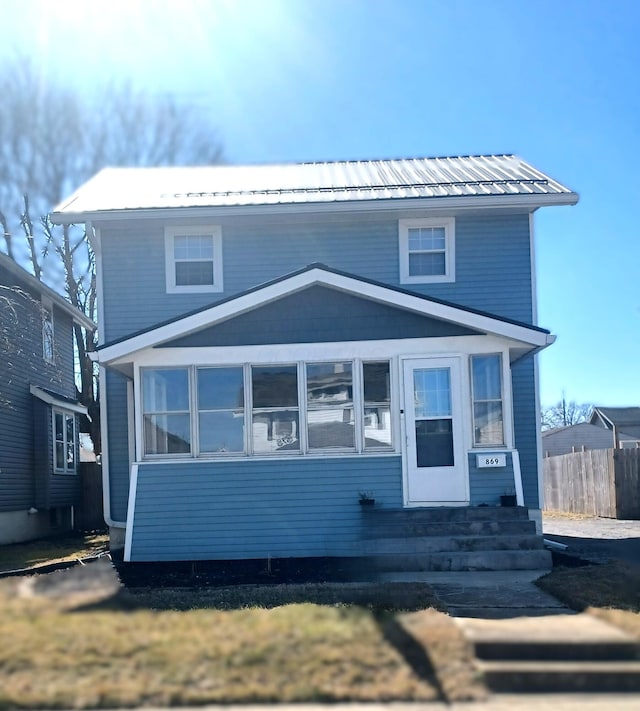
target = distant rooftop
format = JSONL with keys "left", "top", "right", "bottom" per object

{"left": 51, "top": 154, "right": 578, "bottom": 220}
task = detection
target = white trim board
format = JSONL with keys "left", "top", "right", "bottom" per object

{"left": 30, "top": 386, "right": 88, "bottom": 415}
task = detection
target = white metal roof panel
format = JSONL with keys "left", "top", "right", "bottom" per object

{"left": 52, "top": 154, "right": 578, "bottom": 218}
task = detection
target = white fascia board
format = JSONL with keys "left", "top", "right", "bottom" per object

{"left": 96, "top": 268, "right": 553, "bottom": 365}
{"left": 29, "top": 385, "right": 88, "bottom": 415}
{"left": 50, "top": 191, "right": 579, "bottom": 225}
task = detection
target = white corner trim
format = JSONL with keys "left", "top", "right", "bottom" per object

{"left": 123, "top": 462, "right": 139, "bottom": 562}
{"left": 29, "top": 385, "right": 88, "bottom": 415}
{"left": 512, "top": 449, "right": 525, "bottom": 506}
{"left": 96, "top": 267, "right": 553, "bottom": 364}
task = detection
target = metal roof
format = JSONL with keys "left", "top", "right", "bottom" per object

{"left": 52, "top": 154, "right": 578, "bottom": 219}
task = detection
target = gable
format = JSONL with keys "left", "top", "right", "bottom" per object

{"left": 160, "top": 285, "right": 480, "bottom": 348}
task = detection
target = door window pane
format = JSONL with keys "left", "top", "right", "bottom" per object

{"left": 415, "top": 419, "right": 454, "bottom": 467}
{"left": 414, "top": 368, "right": 451, "bottom": 418}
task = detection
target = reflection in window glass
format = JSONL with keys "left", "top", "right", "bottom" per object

{"left": 251, "top": 366, "right": 299, "bottom": 453}
{"left": 471, "top": 355, "right": 504, "bottom": 446}
{"left": 306, "top": 362, "right": 354, "bottom": 450}
{"left": 363, "top": 361, "right": 392, "bottom": 449}
{"left": 197, "top": 367, "right": 244, "bottom": 453}
{"left": 142, "top": 369, "right": 191, "bottom": 455}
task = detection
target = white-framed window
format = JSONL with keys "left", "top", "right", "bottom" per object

{"left": 470, "top": 354, "right": 505, "bottom": 447}
{"left": 165, "top": 225, "right": 223, "bottom": 293}
{"left": 140, "top": 359, "right": 394, "bottom": 458}
{"left": 42, "top": 297, "right": 54, "bottom": 364}
{"left": 399, "top": 217, "right": 455, "bottom": 283}
{"left": 142, "top": 368, "right": 191, "bottom": 455}
{"left": 53, "top": 409, "right": 76, "bottom": 474}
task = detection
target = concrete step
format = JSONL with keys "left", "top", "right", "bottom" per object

{"left": 360, "top": 548, "right": 552, "bottom": 572}
{"left": 475, "top": 640, "right": 640, "bottom": 661}
{"left": 361, "top": 533, "right": 545, "bottom": 555}
{"left": 477, "top": 660, "right": 640, "bottom": 693}
{"left": 361, "top": 519, "right": 538, "bottom": 539}
{"left": 363, "top": 505, "right": 530, "bottom": 523}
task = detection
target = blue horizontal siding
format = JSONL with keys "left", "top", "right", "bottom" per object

{"left": 100, "top": 212, "right": 533, "bottom": 343}
{"left": 468, "top": 452, "right": 516, "bottom": 506}
{"left": 129, "top": 456, "right": 402, "bottom": 561}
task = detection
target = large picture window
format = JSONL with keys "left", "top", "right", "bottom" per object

{"left": 141, "top": 360, "right": 394, "bottom": 458}
{"left": 471, "top": 354, "right": 505, "bottom": 447}
{"left": 53, "top": 410, "right": 76, "bottom": 474}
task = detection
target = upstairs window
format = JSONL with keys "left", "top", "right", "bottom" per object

{"left": 42, "top": 298, "right": 54, "bottom": 364}
{"left": 399, "top": 217, "right": 455, "bottom": 284}
{"left": 471, "top": 354, "right": 505, "bottom": 447}
{"left": 53, "top": 410, "right": 76, "bottom": 474}
{"left": 165, "top": 226, "right": 223, "bottom": 293}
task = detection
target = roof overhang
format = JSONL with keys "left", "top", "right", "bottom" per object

{"left": 94, "top": 265, "right": 555, "bottom": 368}
{"left": 30, "top": 385, "right": 88, "bottom": 415}
{"left": 51, "top": 192, "right": 578, "bottom": 225}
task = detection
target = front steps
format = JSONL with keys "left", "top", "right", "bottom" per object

{"left": 357, "top": 506, "right": 551, "bottom": 573}
{"left": 462, "top": 615, "right": 640, "bottom": 693}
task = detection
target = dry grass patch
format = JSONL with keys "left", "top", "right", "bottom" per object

{"left": 0, "top": 575, "right": 448, "bottom": 708}
{"left": 0, "top": 532, "right": 108, "bottom": 572}
{"left": 536, "top": 560, "right": 640, "bottom": 613}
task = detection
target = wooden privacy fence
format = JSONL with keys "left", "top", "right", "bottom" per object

{"left": 75, "top": 462, "right": 105, "bottom": 531}
{"left": 543, "top": 448, "right": 640, "bottom": 519}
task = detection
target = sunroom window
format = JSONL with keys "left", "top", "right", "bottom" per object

{"left": 197, "top": 367, "right": 244, "bottom": 453}
{"left": 471, "top": 354, "right": 505, "bottom": 447}
{"left": 363, "top": 361, "right": 393, "bottom": 449}
{"left": 251, "top": 365, "right": 300, "bottom": 454}
{"left": 306, "top": 362, "right": 354, "bottom": 450}
{"left": 143, "top": 368, "right": 191, "bottom": 455}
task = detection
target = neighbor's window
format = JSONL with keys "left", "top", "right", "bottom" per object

{"left": 399, "top": 217, "right": 455, "bottom": 283}
{"left": 165, "top": 226, "right": 223, "bottom": 293}
{"left": 53, "top": 410, "right": 76, "bottom": 473}
{"left": 306, "top": 362, "right": 354, "bottom": 450}
{"left": 363, "top": 361, "right": 392, "bottom": 449}
{"left": 42, "top": 300, "right": 54, "bottom": 364}
{"left": 471, "top": 354, "right": 504, "bottom": 447}
{"left": 143, "top": 368, "right": 191, "bottom": 455}
{"left": 251, "top": 365, "right": 300, "bottom": 454}
{"left": 197, "top": 367, "right": 245, "bottom": 453}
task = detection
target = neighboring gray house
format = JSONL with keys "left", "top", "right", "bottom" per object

{"left": 51, "top": 154, "right": 578, "bottom": 568}
{"left": 541, "top": 422, "right": 627, "bottom": 457}
{"left": 0, "top": 252, "right": 95, "bottom": 544}
{"left": 590, "top": 407, "right": 640, "bottom": 449}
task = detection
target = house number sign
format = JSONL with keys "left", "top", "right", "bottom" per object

{"left": 476, "top": 454, "right": 507, "bottom": 468}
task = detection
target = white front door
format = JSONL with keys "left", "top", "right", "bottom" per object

{"left": 402, "top": 357, "right": 468, "bottom": 505}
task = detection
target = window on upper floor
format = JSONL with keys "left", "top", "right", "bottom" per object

{"left": 53, "top": 409, "right": 77, "bottom": 474}
{"left": 165, "top": 226, "right": 223, "bottom": 293}
{"left": 399, "top": 217, "right": 455, "bottom": 284}
{"left": 42, "top": 298, "right": 55, "bottom": 364}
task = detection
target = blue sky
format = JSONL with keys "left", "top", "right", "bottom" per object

{"left": 2, "top": 0, "right": 638, "bottom": 408}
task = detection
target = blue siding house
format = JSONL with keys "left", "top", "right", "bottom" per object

{"left": 0, "top": 252, "right": 95, "bottom": 544}
{"left": 52, "top": 155, "right": 578, "bottom": 569}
